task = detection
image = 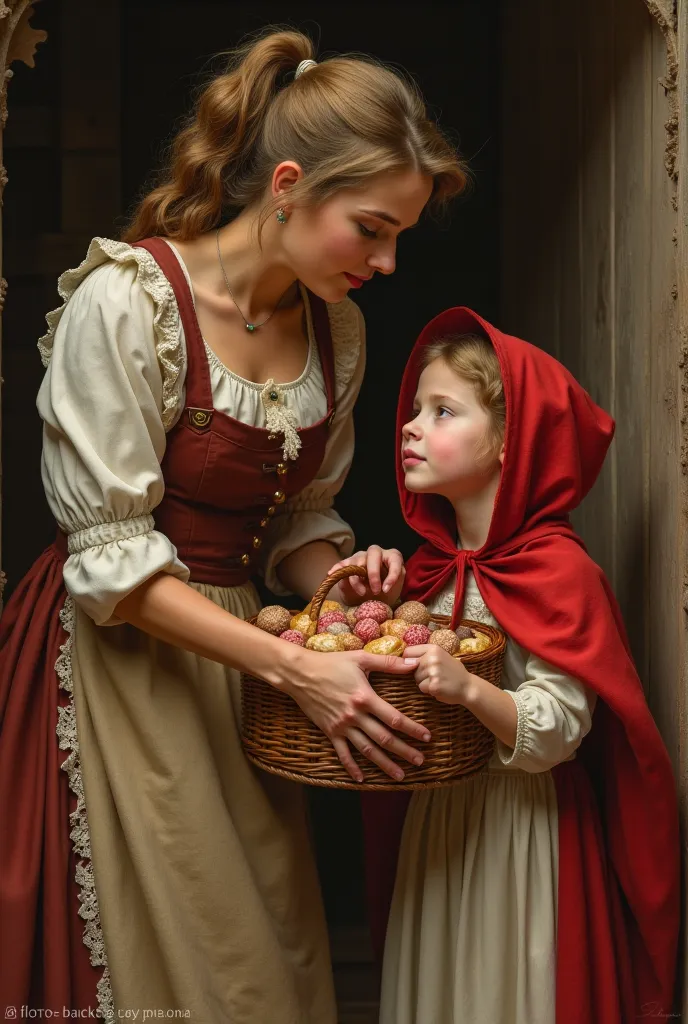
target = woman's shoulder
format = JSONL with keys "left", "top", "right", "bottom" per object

{"left": 38, "top": 236, "right": 185, "bottom": 429}
{"left": 322, "top": 296, "right": 365, "bottom": 397}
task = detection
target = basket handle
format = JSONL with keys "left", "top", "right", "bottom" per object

{"left": 309, "top": 565, "right": 369, "bottom": 622}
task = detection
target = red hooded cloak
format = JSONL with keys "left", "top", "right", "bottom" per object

{"left": 362, "top": 308, "right": 679, "bottom": 1023}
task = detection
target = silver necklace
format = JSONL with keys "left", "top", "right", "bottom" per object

{"left": 216, "top": 228, "right": 293, "bottom": 332}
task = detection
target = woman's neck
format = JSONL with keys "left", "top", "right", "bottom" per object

{"left": 451, "top": 472, "right": 501, "bottom": 553}
{"left": 170, "top": 210, "right": 300, "bottom": 323}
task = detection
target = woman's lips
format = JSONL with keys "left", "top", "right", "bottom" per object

{"left": 343, "top": 273, "right": 368, "bottom": 289}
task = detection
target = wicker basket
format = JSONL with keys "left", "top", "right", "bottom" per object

{"left": 241, "top": 566, "right": 507, "bottom": 790}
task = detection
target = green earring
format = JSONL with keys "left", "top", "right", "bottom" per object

{"left": 276, "top": 208, "right": 287, "bottom": 225}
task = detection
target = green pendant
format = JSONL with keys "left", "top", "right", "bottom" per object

{"left": 246, "top": 323, "right": 256, "bottom": 332}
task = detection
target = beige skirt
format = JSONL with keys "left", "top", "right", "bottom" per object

{"left": 380, "top": 765, "right": 559, "bottom": 1024}
{"left": 67, "top": 581, "right": 336, "bottom": 1024}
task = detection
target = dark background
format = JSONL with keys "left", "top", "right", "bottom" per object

{"left": 2, "top": 0, "right": 500, "bottom": 927}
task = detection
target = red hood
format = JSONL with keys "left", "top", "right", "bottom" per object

{"left": 397, "top": 307, "right": 678, "bottom": 1018}
{"left": 396, "top": 306, "right": 615, "bottom": 553}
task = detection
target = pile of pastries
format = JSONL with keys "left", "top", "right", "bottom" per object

{"left": 255, "top": 598, "right": 492, "bottom": 657}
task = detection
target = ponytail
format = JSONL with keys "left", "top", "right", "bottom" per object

{"left": 123, "top": 29, "right": 313, "bottom": 242}
{"left": 123, "top": 27, "right": 467, "bottom": 244}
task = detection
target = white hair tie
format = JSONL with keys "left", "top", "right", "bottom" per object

{"left": 295, "top": 59, "right": 317, "bottom": 79}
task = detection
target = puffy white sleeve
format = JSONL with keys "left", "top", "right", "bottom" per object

{"left": 261, "top": 300, "right": 365, "bottom": 595}
{"left": 495, "top": 653, "right": 598, "bottom": 772}
{"left": 37, "top": 255, "right": 189, "bottom": 626}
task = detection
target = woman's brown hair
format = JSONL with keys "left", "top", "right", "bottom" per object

{"left": 123, "top": 27, "right": 468, "bottom": 242}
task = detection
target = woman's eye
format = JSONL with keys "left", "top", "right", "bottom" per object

{"left": 358, "top": 223, "right": 378, "bottom": 239}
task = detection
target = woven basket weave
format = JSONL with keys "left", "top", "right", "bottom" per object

{"left": 241, "top": 565, "right": 507, "bottom": 790}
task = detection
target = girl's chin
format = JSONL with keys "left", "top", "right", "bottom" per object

{"left": 403, "top": 474, "right": 433, "bottom": 494}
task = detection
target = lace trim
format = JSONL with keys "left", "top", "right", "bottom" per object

{"left": 37, "top": 237, "right": 185, "bottom": 432}
{"left": 55, "top": 597, "right": 115, "bottom": 1021}
{"left": 260, "top": 380, "right": 301, "bottom": 461}
{"left": 67, "top": 514, "right": 155, "bottom": 554}
{"left": 496, "top": 689, "right": 528, "bottom": 766}
{"left": 36, "top": 238, "right": 363, "bottom": 437}
{"left": 327, "top": 298, "right": 364, "bottom": 398}
{"left": 428, "top": 573, "right": 499, "bottom": 626}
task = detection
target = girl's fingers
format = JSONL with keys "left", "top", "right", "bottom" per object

{"left": 402, "top": 644, "right": 433, "bottom": 659}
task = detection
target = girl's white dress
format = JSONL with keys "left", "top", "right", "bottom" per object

{"left": 379, "top": 572, "right": 596, "bottom": 1024}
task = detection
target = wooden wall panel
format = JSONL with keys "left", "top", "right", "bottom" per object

{"left": 501, "top": 0, "right": 680, "bottom": 725}
{"left": 647, "top": 19, "right": 682, "bottom": 767}
{"left": 575, "top": 0, "right": 617, "bottom": 595}
{"left": 611, "top": 1, "right": 653, "bottom": 682}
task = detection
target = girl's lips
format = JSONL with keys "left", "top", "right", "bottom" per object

{"left": 343, "top": 273, "right": 367, "bottom": 289}
{"left": 402, "top": 450, "right": 425, "bottom": 468}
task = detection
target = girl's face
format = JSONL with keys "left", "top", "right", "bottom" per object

{"left": 401, "top": 358, "right": 504, "bottom": 501}
{"left": 279, "top": 169, "right": 433, "bottom": 302}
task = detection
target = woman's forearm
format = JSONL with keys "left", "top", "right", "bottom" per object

{"left": 114, "top": 572, "right": 301, "bottom": 687}
{"left": 276, "top": 540, "right": 347, "bottom": 603}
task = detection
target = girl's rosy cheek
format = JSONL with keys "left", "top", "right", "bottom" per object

{"left": 426, "top": 433, "right": 460, "bottom": 463}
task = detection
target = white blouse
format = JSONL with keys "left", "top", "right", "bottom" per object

{"left": 36, "top": 237, "right": 365, "bottom": 626}
{"left": 431, "top": 572, "right": 597, "bottom": 771}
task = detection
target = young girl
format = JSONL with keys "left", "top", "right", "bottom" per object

{"left": 0, "top": 29, "right": 466, "bottom": 1024}
{"left": 342, "top": 307, "right": 679, "bottom": 1023}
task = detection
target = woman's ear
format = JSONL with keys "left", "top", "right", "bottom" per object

{"left": 271, "top": 160, "right": 303, "bottom": 203}
{"left": 498, "top": 442, "right": 505, "bottom": 466}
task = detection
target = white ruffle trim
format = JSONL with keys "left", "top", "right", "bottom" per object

{"left": 55, "top": 597, "right": 115, "bottom": 1021}
{"left": 327, "top": 297, "right": 364, "bottom": 399}
{"left": 37, "top": 237, "right": 185, "bottom": 432}
{"left": 36, "top": 238, "right": 364, "bottom": 439}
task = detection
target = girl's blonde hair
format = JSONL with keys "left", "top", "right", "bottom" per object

{"left": 122, "top": 27, "right": 468, "bottom": 243}
{"left": 423, "top": 334, "right": 506, "bottom": 460}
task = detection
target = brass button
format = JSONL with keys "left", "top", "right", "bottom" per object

{"left": 273, "top": 490, "right": 286, "bottom": 504}
{"left": 266, "top": 506, "right": 276, "bottom": 517}
{"left": 276, "top": 463, "right": 288, "bottom": 476}
{"left": 259, "top": 517, "right": 270, "bottom": 529}
{"left": 240, "top": 553, "right": 251, "bottom": 566}
{"left": 252, "top": 536, "right": 262, "bottom": 550}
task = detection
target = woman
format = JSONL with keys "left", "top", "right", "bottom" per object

{"left": 0, "top": 27, "right": 466, "bottom": 1024}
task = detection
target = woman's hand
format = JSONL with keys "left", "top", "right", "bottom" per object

{"left": 281, "top": 648, "right": 428, "bottom": 783}
{"left": 328, "top": 545, "right": 406, "bottom": 606}
{"left": 404, "top": 643, "right": 474, "bottom": 704}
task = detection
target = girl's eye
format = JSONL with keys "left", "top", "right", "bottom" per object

{"left": 358, "top": 223, "right": 378, "bottom": 239}
{"left": 436, "top": 406, "right": 452, "bottom": 418}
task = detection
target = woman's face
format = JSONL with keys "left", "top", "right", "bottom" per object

{"left": 279, "top": 169, "right": 433, "bottom": 302}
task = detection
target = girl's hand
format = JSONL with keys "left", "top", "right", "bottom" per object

{"left": 282, "top": 649, "right": 428, "bottom": 783}
{"left": 328, "top": 545, "right": 406, "bottom": 606}
{"left": 404, "top": 644, "right": 474, "bottom": 705}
